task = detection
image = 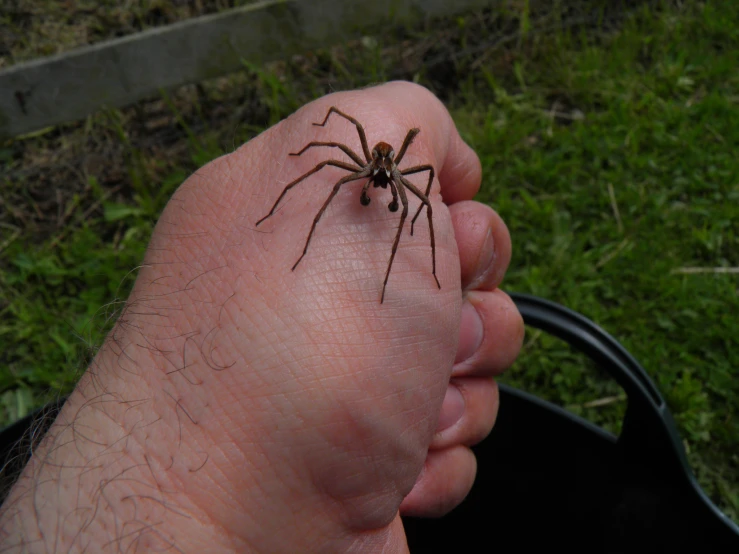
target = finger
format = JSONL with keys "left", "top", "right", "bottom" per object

{"left": 437, "top": 125, "right": 482, "bottom": 205}
{"left": 454, "top": 289, "right": 525, "bottom": 377}
{"left": 345, "top": 81, "right": 481, "bottom": 204}
{"left": 430, "top": 377, "right": 499, "bottom": 450}
{"left": 449, "top": 200, "right": 512, "bottom": 292}
{"left": 375, "top": 82, "right": 482, "bottom": 204}
{"left": 377, "top": 81, "right": 483, "bottom": 203}
{"left": 398, "top": 445, "right": 477, "bottom": 518}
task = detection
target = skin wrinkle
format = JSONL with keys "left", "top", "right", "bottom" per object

{"left": 227, "top": 285, "right": 321, "bottom": 377}
{"left": 432, "top": 379, "right": 492, "bottom": 447}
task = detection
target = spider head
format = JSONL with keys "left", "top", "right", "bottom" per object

{"left": 371, "top": 142, "right": 395, "bottom": 178}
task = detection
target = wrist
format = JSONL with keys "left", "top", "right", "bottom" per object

{"left": 0, "top": 332, "right": 252, "bottom": 553}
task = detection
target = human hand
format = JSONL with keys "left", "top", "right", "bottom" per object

{"left": 0, "top": 81, "right": 523, "bottom": 553}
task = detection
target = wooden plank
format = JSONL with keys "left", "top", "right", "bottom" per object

{"left": 0, "top": 0, "right": 491, "bottom": 140}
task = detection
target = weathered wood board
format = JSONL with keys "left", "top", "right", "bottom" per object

{"left": 0, "top": 0, "right": 490, "bottom": 139}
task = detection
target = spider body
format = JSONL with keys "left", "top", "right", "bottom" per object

{"left": 371, "top": 142, "right": 395, "bottom": 182}
{"left": 255, "top": 106, "right": 439, "bottom": 303}
{"left": 364, "top": 142, "right": 397, "bottom": 209}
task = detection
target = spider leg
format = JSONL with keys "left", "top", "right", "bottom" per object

{"left": 387, "top": 178, "right": 399, "bottom": 212}
{"left": 292, "top": 167, "right": 372, "bottom": 271}
{"left": 398, "top": 174, "right": 440, "bottom": 291}
{"left": 360, "top": 178, "right": 374, "bottom": 206}
{"left": 313, "top": 107, "right": 372, "bottom": 163}
{"left": 290, "top": 141, "right": 366, "bottom": 168}
{"left": 394, "top": 128, "right": 421, "bottom": 166}
{"left": 256, "top": 159, "right": 361, "bottom": 226}
{"left": 381, "top": 179, "right": 410, "bottom": 303}
{"left": 401, "top": 165, "right": 435, "bottom": 236}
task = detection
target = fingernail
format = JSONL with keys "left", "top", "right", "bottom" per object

{"left": 437, "top": 383, "right": 465, "bottom": 432}
{"left": 467, "top": 228, "right": 496, "bottom": 291}
{"left": 455, "top": 299, "right": 484, "bottom": 364}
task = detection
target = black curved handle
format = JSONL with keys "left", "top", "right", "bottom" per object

{"left": 509, "top": 293, "right": 663, "bottom": 407}
{"left": 508, "top": 291, "right": 739, "bottom": 538}
{"left": 508, "top": 292, "right": 676, "bottom": 443}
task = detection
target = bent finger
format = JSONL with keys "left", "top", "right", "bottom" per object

{"left": 398, "top": 446, "right": 477, "bottom": 518}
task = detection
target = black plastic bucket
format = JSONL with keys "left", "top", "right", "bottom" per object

{"left": 1, "top": 294, "right": 738, "bottom": 552}
{"left": 403, "top": 293, "right": 739, "bottom": 552}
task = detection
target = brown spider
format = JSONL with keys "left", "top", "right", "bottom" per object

{"left": 255, "top": 106, "right": 440, "bottom": 303}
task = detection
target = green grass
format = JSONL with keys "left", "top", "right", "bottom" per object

{"left": 0, "top": 0, "right": 737, "bottom": 521}
{"left": 459, "top": 2, "right": 739, "bottom": 518}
